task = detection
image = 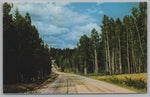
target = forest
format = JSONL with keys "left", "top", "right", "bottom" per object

{"left": 50, "top": 2, "right": 147, "bottom": 75}
{"left": 3, "top": 3, "right": 51, "bottom": 84}
{"left": 3, "top": 2, "right": 147, "bottom": 85}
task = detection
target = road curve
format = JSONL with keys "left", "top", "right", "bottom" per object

{"left": 30, "top": 72, "right": 136, "bottom": 94}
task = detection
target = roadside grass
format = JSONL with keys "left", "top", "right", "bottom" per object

{"left": 87, "top": 73, "right": 147, "bottom": 93}
{"left": 52, "top": 62, "right": 61, "bottom": 72}
{"left": 59, "top": 70, "right": 147, "bottom": 93}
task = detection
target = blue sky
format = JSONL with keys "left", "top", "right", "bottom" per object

{"left": 11, "top": 2, "right": 139, "bottom": 49}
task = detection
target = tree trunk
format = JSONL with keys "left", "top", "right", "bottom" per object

{"left": 84, "top": 60, "right": 87, "bottom": 75}
{"left": 114, "top": 50, "right": 118, "bottom": 74}
{"left": 135, "top": 22, "right": 144, "bottom": 56}
{"left": 105, "top": 38, "right": 108, "bottom": 74}
{"left": 112, "top": 50, "right": 115, "bottom": 74}
{"left": 131, "top": 37, "right": 136, "bottom": 73}
{"left": 118, "top": 38, "right": 122, "bottom": 74}
{"left": 94, "top": 49, "right": 98, "bottom": 74}
{"left": 127, "top": 30, "right": 130, "bottom": 73}
{"left": 106, "top": 31, "right": 111, "bottom": 74}
{"left": 139, "top": 59, "right": 141, "bottom": 72}
{"left": 131, "top": 43, "right": 135, "bottom": 73}
{"left": 93, "top": 61, "right": 95, "bottom": 73}
{"left": 76, "top": 68, "right": 78, "bottom": 73}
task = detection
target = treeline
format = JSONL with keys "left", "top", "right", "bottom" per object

{"left": 50, "top": 48, "right": 75, "bottom": 72}
{"left": 3, "top": 3, "right": 51, "bottom": 84}
{"left": 101, "top": 2, "right": 147, "bottom": 74}
{"left": 52, "top": 2, "right": 147, "bottom": 75}
{"left": 50, "top": 29, "right": 106, "bottom": 74}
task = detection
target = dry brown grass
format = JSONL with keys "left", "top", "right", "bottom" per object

{"left": 90, "top": 73, "right": 147, "bottom": 92}
{"left": 91, "top": 73, "right": 147, "bottom": 83}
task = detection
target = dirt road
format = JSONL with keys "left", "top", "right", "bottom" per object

{"left": 30, "top": 71, "right": 136, "bottom": 94}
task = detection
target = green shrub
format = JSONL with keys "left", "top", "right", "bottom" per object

{"left": 124, "top": 77, "right": 134, "bottom": 86}
{"left": 109, "top": 77, "right": 119, "bottom": 83}
{"left": 124, "top": 77, "right": 146, "bottom": 89}
{"left": 133, "top": 79, "right": 146, "bottom": 89}
{"left": 108, "top": 77, "right": 124, "bottom": 84}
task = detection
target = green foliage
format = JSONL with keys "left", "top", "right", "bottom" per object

{"left": 125, "top": 77, "right": 146, "bottom": 89}
{"left": 91, "top": 28, "right": 99, "bottom": 47}
{"left": 3, "top": 3, "right": 51, "bottom": 84}
{"left": 50, "top": 2, "right": 147, "bottom": 76}
{"left": 124, "top": 77, "right": 134, "bottom": 86}
{"left": 100, "top": 2, "right": 147, "bottom": 74}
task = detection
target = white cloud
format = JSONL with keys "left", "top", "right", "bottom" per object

{"left": 47, "top": 25, "right": 69, "bottom": 35}
{"left": 10, "top": 2, "right": 101, "bottom": 49}
{"left": 86, "top": 5, "right": 103, "bottom": 16}
{"left": 66, "top": 23, "right": 101, "bottom": 41}
{"left": 87, "top": 9, "right": 97, "bottom": 14}
{"left": 99, "top": 11, "right": 104, "bottom": 14}
{"left": 11, "top": 2, "right": 97, "bottom": 27}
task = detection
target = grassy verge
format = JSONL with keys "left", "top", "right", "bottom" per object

{"left": 3, "top": 73, "right": 58, "bottom": 93}
{"left": 87, "top": 73, "right": 147, "bottom": 93}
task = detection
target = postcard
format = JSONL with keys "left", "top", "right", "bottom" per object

{"left": 3, "top": 1, "right": 147, "bottom": 94}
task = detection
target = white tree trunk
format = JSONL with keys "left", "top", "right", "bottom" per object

{"left": 84, "top": 60, "right": 87, "bottom": 75}
{"left": 119, "top": 38, "right": 122, "bottom": 74}
{"left": 112, "top": 50, "right": 115, "bottom": 74}
{"left": 94, "top": 49, "right": 98, "bottom": 74}
{"left": 127, "top": 30, "right": 130, "bottom": 73}
{"left": 76, "top": 68, "right": 78, "bottom": 73}
{"left": 105, "top": 39, "right": 108, "bottom": 74}
{"left": 106, "top": 31, "right": 111, "bottom": 74}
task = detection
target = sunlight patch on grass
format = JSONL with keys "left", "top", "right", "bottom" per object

{"left": 89, "top": 73, "right": 147, "bottom": 93}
